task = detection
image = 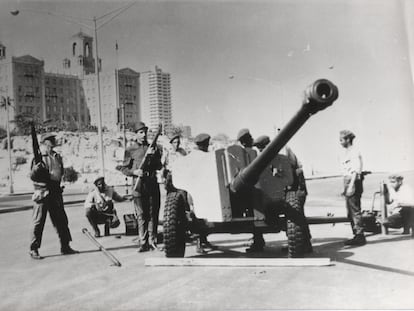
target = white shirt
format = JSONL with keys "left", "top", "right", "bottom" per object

{"left": 388, "top": 183, "right": 414, "bottom": 214}
{"left": 341, "top": 145, "right": 363, "bottom": 176}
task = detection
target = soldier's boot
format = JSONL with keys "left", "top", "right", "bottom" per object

{"left": 61, "top": 244, "right": 79, "bottom": 255}
{"left": 246, "top": 235, "right": 265, "bottom": 253}
{"left": 196, "top": 239, "right": 207, "bottom": 254}
{"left": 344, "top": 234, "right": 366, "bottom": 246}
{"left": 29, "top": 249, "right": 43, "bottom": 260}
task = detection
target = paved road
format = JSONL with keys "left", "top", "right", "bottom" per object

{"left": 0, "top": 185, "right": 131, "bottom": 213}
{"left": 0, "top": 198, "right": 413, "bottom": 310}
{"left": 0, "top": 172, "right": 413, "bottom": 310}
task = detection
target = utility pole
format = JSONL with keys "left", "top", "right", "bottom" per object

{"left": 1, "top": 96, "right": 14, "bottom": 194}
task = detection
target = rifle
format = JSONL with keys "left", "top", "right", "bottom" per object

{"left": 29, "top": 122, "right": 50, "bottom": 183}
{"left": 133, "top": 124, "right": 163, "bottom": 192}
{"left": 31, "top": 122, "right": 42, "bottom": 164}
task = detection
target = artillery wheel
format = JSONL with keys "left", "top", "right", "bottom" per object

{"left": 163, "top": 191, "right": 187, "bottom": 257}
{"left": 285, "top": 191, "right": 306, "bottom": 258}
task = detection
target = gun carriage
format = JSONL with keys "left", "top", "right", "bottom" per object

{"left": 163, "top": 79, "right": 339, "bottom": 258}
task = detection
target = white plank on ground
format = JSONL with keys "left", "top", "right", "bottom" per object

{"left": 145, "top": 257, "right": 332, "bottom": 267}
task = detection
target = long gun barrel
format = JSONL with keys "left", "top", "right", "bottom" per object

{"left": 31, "top": 122, "right": 42, "bottom": 164}
{"left": 231, "top": 79, "right": 339, "bottom": 192}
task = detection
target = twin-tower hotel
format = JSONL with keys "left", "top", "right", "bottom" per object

{"left": 0, "top": 31, "right": 175, "bottom": 136}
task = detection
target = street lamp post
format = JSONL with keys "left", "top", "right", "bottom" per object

{"left": 10, "top": 2, "right": 136, "bottom": 177}
{"left": 1, "top": 96, "right": 14, "bottom": 194}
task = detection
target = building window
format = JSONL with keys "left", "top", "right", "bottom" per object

{"left": 72, "top": 42, "right": 77, "bottom": 56}
{"left": 85, "top": 43, "right": 90, "bottom": 57}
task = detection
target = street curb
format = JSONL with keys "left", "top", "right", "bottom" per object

{"left": 0, "top": 199, "right": 84, "bottom": 214}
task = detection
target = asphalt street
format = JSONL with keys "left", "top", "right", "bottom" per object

{"left": 0, "top": 173, "right": 413, "bottom": 310}
{"left": 0, "top": 201, "right": 413, "bottom": 309}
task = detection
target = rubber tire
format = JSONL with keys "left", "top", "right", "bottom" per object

{"left": 285, "top": 191, "right": 305, "bottom": 258}
{"left": 163, "top": 191, "right": 187, "bottom": 257}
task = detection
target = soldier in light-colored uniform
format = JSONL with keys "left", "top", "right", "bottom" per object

{"left": 84, "top": 176, "right": 129, "bottom": 237}
{"left": 383, "top": 173, "right": 414, "bottom": 235}
{"left": 339, "top": 130, "right": 366, "bottom": 246}
{"left": 191, "top": 133, "right": 217, "bottom": 254}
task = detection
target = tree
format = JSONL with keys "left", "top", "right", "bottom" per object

{"left": 170, "top": 125, "right": 183, "bottom": 138}
{"left": 12, "top": 113, "right": 34, "bottom": 135}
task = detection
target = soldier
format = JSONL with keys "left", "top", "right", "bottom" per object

{"left": 383, "top": 173, "right": 414, "bottom": 234}
{"left": 254, "top": 134, "right": 313, "bottom": 253}
{"left": 119, "top": 122, "right": 163, "bottom": 252}
{"left": 237, "top": 129, "right": 265, "bottom": 253}
{"left": 163, "top": 135, "right": 187, "bottom": 192}
{"left": 169, "top": 135, "right": 187, "bottom": 157}
{"left": 339, "top": 130, "right": 366, "bottom": 246}
{"left": 29, "top": 133, "right": 78, "bottom": 260}
{"left": 191, "top": 133, "right": 217, "bottom": 254}
{"left": 84, "top": 176, "right": 129, "bottom": 237}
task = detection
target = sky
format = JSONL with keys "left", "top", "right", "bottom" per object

{"left": 1, "top": 0, "right": 414, "bottom": 173}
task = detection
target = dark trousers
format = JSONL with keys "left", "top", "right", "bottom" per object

{"left": 85, "top": 207, "right": 115, "bottom": 234}
{"left": 30, "top": 192, "right": 72, "bottom": 251}
{"left": 384, "top": 207, "right": 413, "bottom": 231}
{"left": 134, "top": 188, "right": 160, "bottom": 246}
{"left": 344, "top": 177, "right": 364, "bottom": 235}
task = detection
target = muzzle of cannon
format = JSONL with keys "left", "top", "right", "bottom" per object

{"left": 231, "top": 79, "right": 339, "bottom": 192}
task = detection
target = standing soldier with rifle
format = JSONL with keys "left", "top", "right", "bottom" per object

{"left": 29, "top": 129, "right": 78, "bottom": 260}
{"left": 119, "top": 122, "right": 163, "bottom": 252}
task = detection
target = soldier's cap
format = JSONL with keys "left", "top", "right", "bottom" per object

{"left": 40, "top": 133, "right": 56, "bottom": 143}
{"left": 194, "top": 133, "right": 210, "bottom": 145}
{"left": 253, "top": 135, "right": 270, "bottom": 147}
{"left": 169, "top": 135, "right": 181, "bottom": 144}
{"left": 237, "top": 128, "right": 251, "bottom": 141}
{"left": 339, "top": 130, "right": 355, "bottom": 140}
{"left": 93, "top": 175, "right": 105, "bottom": 185}
{"left": 388, "top": 173, "right": 404, "bottom": 181}
{"left": 134, "top": 121, "right": 148, "bottom": 133}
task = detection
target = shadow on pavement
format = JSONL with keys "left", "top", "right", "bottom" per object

{"left": 187, "top": 235, "right": 414, "bottom": 277}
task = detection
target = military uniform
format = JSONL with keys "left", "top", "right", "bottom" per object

{"left": 84, "top": 176, "right": 125, "bottom": 237}
{"left": 383, "top": 174, "right": 414, "bottom": 234}
{"left": 29, "top": 133, "right": 76, "bottom": 259}
{"left": 238, "top": 129, "right": 265, "bottom": 253}
{"left": 119, "top": 122, "right": 162, "bottom": 250}
{"left": 191, "top": 133, "right": 217, "bottom": 254}
{"left": 340, "top": 130, "right": 365, "bottom": 245}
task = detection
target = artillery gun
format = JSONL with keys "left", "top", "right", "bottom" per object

{"left": 164, "top": 79, "right": 339, "bottom": 258}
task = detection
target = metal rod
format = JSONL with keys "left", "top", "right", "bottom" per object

{"left": 82, "top": 228, "right": 121, "bottom": 267}
{"left": 380, "top": 182, "right": 389, "bottom": 235}
{"left": 5, "top": 97, "right": 14, "bottom": 193}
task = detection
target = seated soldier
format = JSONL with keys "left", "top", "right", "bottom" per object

{"left": 383, "top": 173, "right": 414, "bottom": 234}
{"left": 84, "top": 176, "right": 129, "bottom": 237}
